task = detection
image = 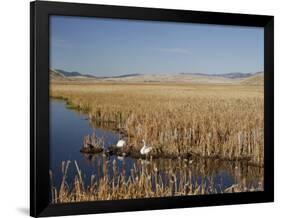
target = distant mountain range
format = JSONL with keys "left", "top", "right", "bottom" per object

{"left": 52, "top": 68, "right": 262, "bottom": 80}
{"left": 53, "top": 69, "right": 144, "bottom": 79}
{"left": 55, "top": 69, "right": 97, "bottom": 78}
{"left": 50, "top": 68, "right": 263, "bottom": 85}
{"left": 109, "top": 73, "right": 142, "bottom": 78}
{"left": 178, "top": 72, "right": 261, "bottom": 79}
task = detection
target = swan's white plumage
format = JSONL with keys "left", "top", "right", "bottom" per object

{"left": 140, "top": 139, "right": 152, "bottom": 155}
{"left": 116, "top": 139, "right": 126, "bottom": 148}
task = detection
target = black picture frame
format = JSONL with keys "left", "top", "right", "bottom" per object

{"left": 30, "top": 1, "right": 274, "bottom": 217}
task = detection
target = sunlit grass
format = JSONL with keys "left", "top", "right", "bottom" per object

{"left": 50, "top": 81, "right": 264, "bottom": 166}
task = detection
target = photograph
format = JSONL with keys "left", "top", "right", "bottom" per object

{"left": 49, "top": 15, "right": 264, "bottom": 203}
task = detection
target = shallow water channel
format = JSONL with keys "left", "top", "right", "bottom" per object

{"left": 50, "top": 99, "right": 263, "bottom": 193}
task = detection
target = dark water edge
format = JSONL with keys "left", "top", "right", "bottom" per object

{"left": 50, "top": 99, "right": 263, "bottom": 196}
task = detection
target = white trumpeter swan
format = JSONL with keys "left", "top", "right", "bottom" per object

{"left": 140, "top": 139, "right": 152, "bottom": 155}
{"left": 116, "top": 139, "right": 126, "bottom": 148}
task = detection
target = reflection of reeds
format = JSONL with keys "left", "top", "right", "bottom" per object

{"left": 51, "top": 82, "right": 264, "bottom": 166}
{"left": 50, "top": 160, "right": 263, "bottom": 203}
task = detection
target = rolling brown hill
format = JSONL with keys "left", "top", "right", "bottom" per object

{"left": 50, "top": 69, "right": 66, "bottom": 80}
{"left": 241, "top": 72, "right": 264, "bottom": 85}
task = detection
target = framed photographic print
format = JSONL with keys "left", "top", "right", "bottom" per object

{"left": 30, "top": 1, "right": 274, "bottom": 217}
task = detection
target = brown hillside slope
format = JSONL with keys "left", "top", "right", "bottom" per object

{"left": 241, "top": 72, "right": 264, "bottom": 85}
{"left": 50, "top": 69, "right": 66, "bottom": 80}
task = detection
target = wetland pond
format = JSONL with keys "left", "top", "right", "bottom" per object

{"left": 50, "top": 99, "right": 263, "bottom": 194}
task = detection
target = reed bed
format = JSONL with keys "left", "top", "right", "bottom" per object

{"left": 80, "top": 132, "right": 105, "bottom": 154}
{"left": 51, "top": 82, "right": 264, "bottom": 166}
{"left": 50, "top": 159, "right": 263, "bottom": 203}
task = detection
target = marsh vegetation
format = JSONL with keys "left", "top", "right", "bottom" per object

{"left": 50, "top": 80, "right": 264, "bottom": 203}
{"left": 50, "top": 158, "right": 263, "bottom": 203}
{"left": 51, "top": 82, "right": 264, "bottom": 165}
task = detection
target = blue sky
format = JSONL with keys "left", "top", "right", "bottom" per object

{"left": 50, "top": 15, "right": 264, "bottom": 76}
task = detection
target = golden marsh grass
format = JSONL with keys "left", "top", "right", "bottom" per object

{"left": 51, "top": 81, "right": 264, "bottom": 166}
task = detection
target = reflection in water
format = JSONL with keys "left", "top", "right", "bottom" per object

{"left": 81, "top": 152, "right": 263, "bottom": 192}
{"left": 50, "top": 99, "right": 263, "bottom": 198}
